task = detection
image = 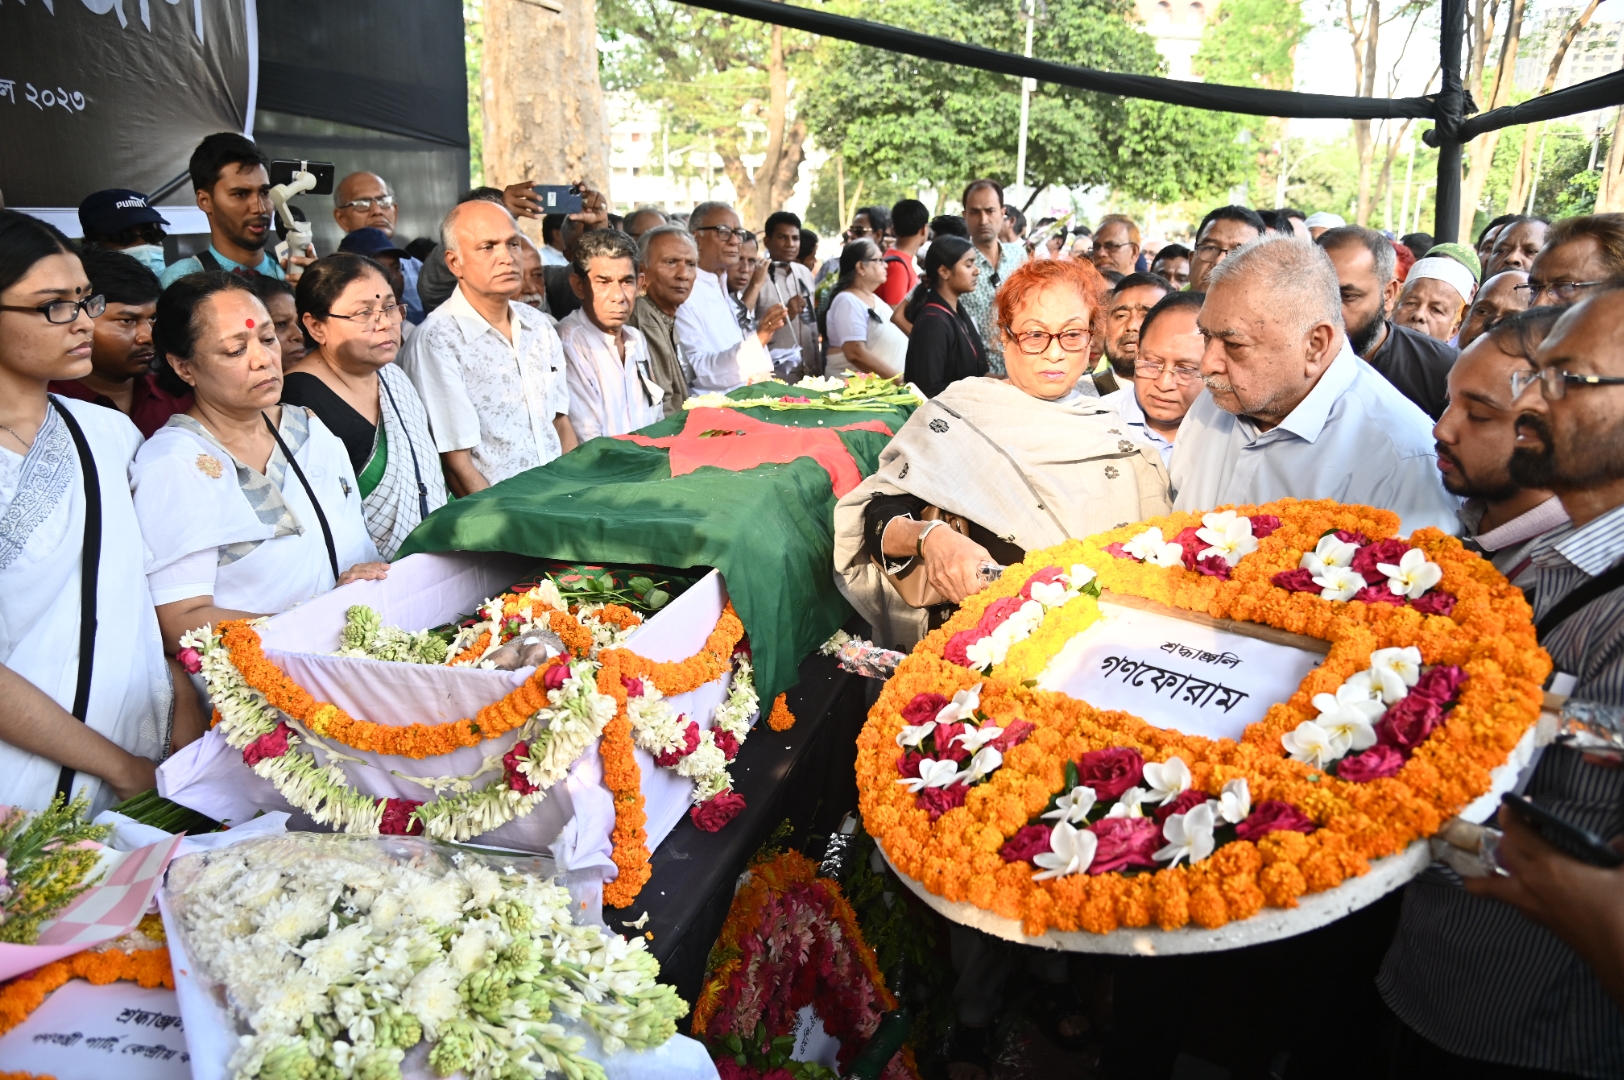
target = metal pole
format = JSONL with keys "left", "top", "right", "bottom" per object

{"left": 1430, "top": 0, "right": 1468, "bottom": 241}
{"left": 1016, "top": 0, "right": 1036, "bottom": 189}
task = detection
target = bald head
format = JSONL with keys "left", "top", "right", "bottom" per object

{"left": 442, "top": 200, "right": 524, "bottom": 302}
{"left": 333, "top": 171, "right": 397, "bottom": 236}
{"left": 1457, "top": 269, "right": 1528, "bottom": 350}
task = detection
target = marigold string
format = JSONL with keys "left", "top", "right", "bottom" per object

{"left": 0, "top": 946, "right": 174, "bottom": 1038}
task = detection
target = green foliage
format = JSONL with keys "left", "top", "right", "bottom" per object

{"left": 803, "top": 157, "right": 920, "bottom": 236}
{"left": 1192, "top": 0, "right": 1307, "bottom": 91}
{"left": 465, "top": 2, "right": 484, "bottom": 186}
{"left": 1478, "top": 122, "right": 1605, "bottom": 222}
{"left": 0, "top": 794, "right": 111, "bottom": 944}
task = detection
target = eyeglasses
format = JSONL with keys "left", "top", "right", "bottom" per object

{"left": 1004, "top": 327, "right": 1091, "bottom": 354}
{"left": 337, "top": 195, "right": 396, "bottom": 212}
{"left": 1511, "top": 366, "right": 1624, "bottom": 401}
{"left": 1095, "top": 240, "right": 1136, "bottom": 254}
{"left": 328, "top": 303, "right": 403, "bottom": 326}
{"left": 847, "top": 225, "right": 874, "bottom": 237}
{"left": 693, "top": 225, "right": 745, "bottom": 242}
{"left": 0, "top": 294, "right": 106, "bottom": 324}
{"left": 1134, "top": 359, "right": 1202, "bottom": 384}
{"left": 1192, "top": 241, "right": 1246, "bottom": 262}
{"left": 1514, "top": 280, "right": 1605, "bottom": 304}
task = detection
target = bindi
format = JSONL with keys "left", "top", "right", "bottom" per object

{"left": 246, "top": 318, "right": 256, "bottom": 328}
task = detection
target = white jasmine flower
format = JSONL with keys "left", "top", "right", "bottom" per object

{"left": 1042, "top": 786, "right": 1098, "bottom": 824}
{"left": 1281, "top": 720, "right": 1340, "bottom": 767}
{"left": 1299, "top": 534, "right": 1359, "bottom": 576}
{"left": 1067, "top": 563, "right": 1097, "bottom": 590}
{"left": 1197, "top": 510, "right": 1259, "bottom": 566}
{"left": 1340, "top": 669, "right": 1383, "bottom": 703}
{"left": 1104, "top": 787, "right": 1149, "bottom": 818}
{"left": 1377, "top": 548, "right": 1444, "bottom": 599}
{"left": 1154, "top": 803, "right": 1217, "bottom": 867}
{"left": 896, "top": 720, "right": 937, "bottom": 749}
{"left": 1141, "top": 756, "right": 1192, "bottom": 804}
{"left": 1032, "top": 821, "right": 1098, "bottom": 880}
{"left": 953, "top": 723, "right": 1006, "bottom": 753}
{"left": 961, "top": 746, "right": 1005, "bottom": 784}
{"left": 1368, "top": 647, "right": 1423, "bottom": 702}
{"left": 1216, "top": 778, "right": 1251, "bottom": 824}
{"left": 1312, "top": 564, "right": 1366, "bottom": 602}
{"left": 1124, "top": 526, "right": 1186, "bottom": 567}
{"left": 897, "top": 758, "right": 962, "bottom": 793}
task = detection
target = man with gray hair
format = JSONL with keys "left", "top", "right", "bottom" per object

{"left": 622, "top": 206, "right": 667, "bottom": 241}
{"left": 1170, "top": 237, "right": 1457, "bottom": 534}
{"left": 557, "top": 229, "right": 663, "bottom": 440}
{"left": 629, "top": 224, "right": 699, "bottom": 414}
{"left": 676, "top": 201, "right": 787, "bottom": 392}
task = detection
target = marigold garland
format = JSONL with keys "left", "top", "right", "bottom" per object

{"left": 447, "top": 629, "right": 492, "bottom": 668}
{"left": 0, "top": 946, "right": 174, "bottom": 1037}
{"left": 857, "top": 500, "right": 1549, "bottom": 937}
{"left": 767, "top": 694, "right": 797, "bottom": 732}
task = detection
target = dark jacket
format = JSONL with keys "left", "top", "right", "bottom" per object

{"left": 1366, "top": 320, "right": 1457, "bottom": 421}
{"left": 904, "top": 291, "right": 988, "bottom": 400}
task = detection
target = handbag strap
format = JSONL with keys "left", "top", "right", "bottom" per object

{"left": 378, "top": 374, "right": 430, "bottom": 522}
{"left": 263, "top": 411, "right": 340, "bottom": 581}
{"left": 49, "top": 399, "right": 102, "bottom": 800}
{"left": 1536, "top": 559, "right": 1624, "bottom": 640}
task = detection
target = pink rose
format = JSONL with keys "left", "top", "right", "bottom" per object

{"left": 1334, "top": 529, "right": 1370, "bottom": 546}
{"left": 1336, "top": 745, "right": 1406, "bottom": 782}
{"left": 503, "top": 740, "right": 539, "bottom": 794}
{"left": 1412, "top": 664, "right": 1467, "bottom": 707}
{"left": 1105, "top": 542, "right": 1134, "bottom": 559}
{"left": 713, "top": 729, "right": 740, "bottom": 761}
{"left": 1020, "top": 566, "right": 1066, "bottom": 599}
{"left": 902, "top": 692, "right": 949, "bottom": 727}
{"left": 655, "top": 720, "right": 701, "bottom": 767}
{"left": 915, "top": 783, "right": 967, "bottom": 821}
{"left": 1171, "top": 527, "right": 1206, "bottom": 570}
{"left": 690, "top": 791, "right": 746, "bottom": 831}
{"left": 1000, "top": 824, "right": 1052, "bottom": 863}
{"left": 1234, "top": 800, "right": 1315, "bottom": 841}
{"left": 1089, "top": 817, "right": 1163, "bottom": 873}
{"left": 989, "top": 719, "right": 1035, "bottom": 753}
{"left": 1409, "top": 591, "right": 1458, "bottom": 617}
{"left": 1352, "top": 585, "right": 1406, "bottom": 606}
{"left": 1376, "top": 695, "right": 1442, "bottom": 753}
{"left": 379, "top": 797, "right": 425, "bottom": 836}
{"left": 944, "top": 630, "right": 979, "bottom": 668}
{"left": 1250, "top": 514, "right": 1282, "bottom": 538}
{"left": 1352, "top": 539, "right": 1412, "bottom": 584}
{"left": 932, "top": 722, "right": 971, "bottom": 763}
{"left": 1154, "top": 788, "right": 1209, "bottom": 825}
{"left": 977, "top": 596, "right": 1027, "bottom": 635}
{"left": 1075, "top": 747, "right": 1145, "bottom": 801}
{"left": 896, "top": 750, "right": 925, "bottom": 779}
{"left": 623, "top": 676, "right": 646, "bottom": 698}
{"left": 543, "top": 662, "right": 570, "bottom": 691}
{"left": 1195, "top": 555, "right": 1232, "bottom": 580}
{"left": 1272, "top": 568, "right": 1320, "bottom": 593}
{"left": 177, "top": 646, "right": 203, "bottom": 675}
{"left": 242, "top": 723, "right": 292, "bottom": 767}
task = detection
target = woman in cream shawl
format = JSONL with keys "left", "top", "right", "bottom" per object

{"left": 834, "top": 257, "right": 1171, "bottom": 648}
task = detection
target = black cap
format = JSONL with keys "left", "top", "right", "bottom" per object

{"left": 78, "top": 189, "right": 169, "bottom": 237}
{"left": 338, "top": 227, "right": 409, "bottom": 259}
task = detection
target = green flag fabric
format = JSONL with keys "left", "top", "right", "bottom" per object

{"left": 396, "top": 383, "right": 914, "bottom": 702}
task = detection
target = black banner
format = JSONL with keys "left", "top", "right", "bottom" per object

{"left": 0, "top": 0, "right": 255, "bottom": 208}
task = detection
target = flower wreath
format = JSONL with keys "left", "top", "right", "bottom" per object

{"left": 691, "top": 851, "right": 917, "bottom": 1080}
{"left": 857, "top": 499, "right": 1549, "bottom": 936}
{"left": 184, "top": 594, "right": 765, "bottom": 906}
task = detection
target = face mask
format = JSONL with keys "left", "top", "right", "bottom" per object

{"left": 124, "top": 244, "right": 167, "bottom": 275}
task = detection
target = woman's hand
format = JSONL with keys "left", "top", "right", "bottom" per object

{"left": 336, "top": 562, "right": 390, "bottom": 588}
{"left": 109, "top": 753, "right": 159, "bottom": 802}
{"left": 921, "top": 525, "right": 996, "bottom": 604}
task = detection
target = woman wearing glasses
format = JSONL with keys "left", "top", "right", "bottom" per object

{"left": 823, "top": 239, "right": 910, "bottom": 379}
{"left": 0, "top": 210, "right": 188, "bottom": 811}
{"left": 132, "top": 273, "right": 386, "bottom": 658}
{"left": 282, "top": 255, "right": 447, "bottom": 559}
{"left": 834, "top": 257, "right": 1171, "bottom": 648}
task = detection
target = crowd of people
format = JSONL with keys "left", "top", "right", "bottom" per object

{"left": 5, "top": 124, "right": 1624, "bottom": 1078}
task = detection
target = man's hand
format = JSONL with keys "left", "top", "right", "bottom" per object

{"left": 282, "top": 242, "right": 317, "bottom": 284}
{"left": 336, "top": 562, "right": 390, "bottom": 588}
{"left": 503, "top": 182, "right": 544, "bottom": 219}
{"left": 755, "top": 303, "right": 789, "bottom": 344}
{"left": 786, "top": 294, "right": 808, "bottom": 319}
{"left": 922, "top": 525, "right": 996, "bottom": 605}
{"left": 567, "top": 184, "right": 609, "bottom": 232}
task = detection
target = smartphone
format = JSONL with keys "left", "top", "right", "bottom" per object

{"left": 269, "top": 159, "right": 336, "bottom": 195}
{"left": 1502, "top": 793, "right": 1624, "bottom": 867}
{"left": 530, "top": 183, "right": 584, "bottom": 215}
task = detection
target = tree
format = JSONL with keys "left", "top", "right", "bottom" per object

{"left": 1504, "top": 0, "right": 1603, "bottom": 214}
{"left": 1192, "top": 0, "right": 1309, "bottom": 206}
{"left": 799, "top": 0, "right": 1251, "bottom": 207}
{"left": 597, "top": 0, "right": 813, "bottom": 228}
{"left": 1458, "top": 0, "right": 1528, "bottom": 237}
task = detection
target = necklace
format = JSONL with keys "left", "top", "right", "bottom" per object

{"left": 0, "top": 422, "right": 31, "bottom": 451}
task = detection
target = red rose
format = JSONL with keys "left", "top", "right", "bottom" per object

{"left": 1272, "top": 568, "right": 1320, "bottom": 593}
{"left": 242, "top": 723, "right": 292, "bottom": 767}
{"left": 733, "top": 637, "right": 752, "bottom": 660}
{"left": 896, "top": 751, "right": 925, "bottom": 779}
{"left": 1351, "top": 539, "right": 1412, "bottom": 584}
{"left": 1020, "top": 566, "right": 1066, "bottom": 599}
{"left": 1412, "top": 664, "right": 1467, "bottom": 707}
{"left": 1090, "top": 817, "right": 1163, "bottom": 874}
{"left": 1154, "top": 788, "right": 1209, "bottom": 825}
{"left": 977, "top": 595, "right": 1027, "bottom": 635}
{"left": 916, "top": 783, "right": 967, "bottom": 821}
{"left": 1408, "top": 591, "right": 1458, "bottom": 617}
{"left": 944, "top": 630, "right": 979, "bottom": 667}
{"left": 655, "top": 720, "right": 701, "bottom": 766}
{"left": 1376, "top": 695, "right": 1441, "bottom": 753}
{"left": 902, "top": 692, "right": 949, "bottom": 726}
{"left": 1106, "top": 542, "right": 1133, "bottom": 559}
{"left": 990, "top": 719, "right": 1035, "bottom": 753}
{"left": 1171, "top": 526, "right": 1206, "bottom": 570}
{"left": 623, "top": 676, "right": 646, "bottom": 698}
{"left": 1352, "top": 584, "right": 1406, "bottom": 606}
{"left": 503, "top": 740, "right": 539, "bottom": 794}
{"left": 177, "top": 646, "right": 203, "bottom": 675}
{"left": 713, "top": 729, "right": 740, "bottom": 761}
{"left": 1000, "top": 823, "right": 1052, "bottom": 863}
{"left": 379, "top": 797, "right": 425, "bottom": 835}
{"left": 690, "top": 790, "right": 746, "bottom": 831}
{"left": 1075, "top": 747, "right": 1145, "bottom": 801}
{"left": 1336, "top": 745, "right": 1406, "bottom": 782}
{"left": 1333, "top": 529, "right": 1370, "bottom": 545}
{"left": 1250, "top": 514, "right": 1282, "bottom": 538}
{"left": 1195, "top": 555, "right": 1232, "bottom": 580}
{"left": 543, "top": 661, "right": 570, "bottom": 691}
{"left": 1234, "top": 800, "right": 1315, "bottom": 841}
{"left": 932, "top": 722, "right": 971, "bottom": 763}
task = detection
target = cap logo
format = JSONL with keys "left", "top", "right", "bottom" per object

{"left": 114, "top": 197, "right": 148, "bottom": 209}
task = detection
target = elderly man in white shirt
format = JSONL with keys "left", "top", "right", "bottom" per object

{"left": 557, "top": 229, "right": 664, "bottom": 440}
{"left": 676, "top": 201, "right": 789, "bottom": 393}
{"left": 400, "top": 200, "right": 577, "bottom": 495}
{"left": 1170, "top": 236, "right": 1459, "bottom": 536}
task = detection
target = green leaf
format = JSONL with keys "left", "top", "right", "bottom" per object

{"left": 723, "top": 1034, "right": 743, "bottom": 1055}
{"left": 646, "top": 588, "right": 671, "bottom": 610}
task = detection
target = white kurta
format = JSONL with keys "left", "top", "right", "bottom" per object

{"left": 556, "top": 308, "right": 665, "bottom": 441}
{"left": 131, "top": 408, "right": 379, "bottom": 615}
{"left": 0, "top": 397, "right": 171, "bottom": 812}
{"left": 673, "top": 268, "right": 774, "bottom": 393}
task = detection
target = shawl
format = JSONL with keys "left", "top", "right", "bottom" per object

{"left": 833, "top": 377, "right": 1171, "bottom": 648}
{"left": 366, "top": 363, "right": 449, "bottom": 560}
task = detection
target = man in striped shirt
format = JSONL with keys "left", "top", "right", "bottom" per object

{"left": 1378, "top": 286, "right": 1624, "bottom": 1078}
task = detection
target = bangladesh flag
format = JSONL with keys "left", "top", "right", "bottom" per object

{"left": 396, "top": 383, "right": 915, "bottom": 703}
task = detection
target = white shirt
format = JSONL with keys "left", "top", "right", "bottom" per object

{"left": 400, "top": 283, "right": 571, "bottom": 486}
{"left": 541, "top": 244, "right": 569, "bottom": 267}
{"left": 556, "top": 308, "right": 665, "bottom": 441}
{"left": 674, "top": 268, "right": 774, "bottom": 393}
{"left": 1103, "top": 386, "right": 1176, "bottom": 467}
{"left": 1169, "top": 343, "right": 1459, "bottom": 536}
{"left": 825, "top": 291, "right": 907, "bottom": 379}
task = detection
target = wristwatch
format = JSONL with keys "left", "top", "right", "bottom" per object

{"left": 916, "top": 519, "right": 947, "bottom": 560}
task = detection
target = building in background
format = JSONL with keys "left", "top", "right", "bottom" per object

{"left": 1134, "top": 0, "right": 1210, "bottom": 81}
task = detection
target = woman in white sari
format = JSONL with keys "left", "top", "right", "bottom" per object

{"left": 0, "top": 211, "right": 184, "bottom": 811}
{"left": 133, "top": 273, "right": 386, "bottom": 652}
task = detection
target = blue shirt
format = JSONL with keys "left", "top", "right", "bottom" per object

{"left": 1168, "top": 342, "right": 1459, "bottom": 536}
{"left": 158, "top": 244, "right": 285, "bottom": 289}
{"left": 1102, "top": 386, "right": 1175, "bottom": 467}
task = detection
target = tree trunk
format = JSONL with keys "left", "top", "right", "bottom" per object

{"left": 717, "top": 23, "right": 808, "bottom": 229}
{"left": 1350, "top": 0, "right": 1380, "bottom": 225}
{"left": 1376, "top": 120, "right": 1412, "bottom": 230}
{"left": 481, "top": 0, "right": 610, "bottom": 243}
{"left": 1458, "top": 0, "right": 1526, "bottom": 238}
{"left": 1506, "top": 0, "right": 1602, "bottom": 214}
{"left": 1601, "top": 109, "right": 1624, "bottom": 211}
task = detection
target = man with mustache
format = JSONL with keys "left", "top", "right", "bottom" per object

{"left": 1378, "top": 287, "right": 1624, "bottom": 1076}
{"left": 1169, "top": 236, "right": 1457, "bottom": 535}
{"left": 159, "top": 133, "right": 312, "bottom": 287}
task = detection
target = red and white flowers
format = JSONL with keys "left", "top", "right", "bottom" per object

{"left": 943, "top": 565, "right": 1097, "bottom": 673}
